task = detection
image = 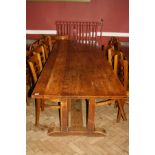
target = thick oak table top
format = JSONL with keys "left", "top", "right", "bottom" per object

{"left": 32, "top": 40, "right": 126, "bottom": 100}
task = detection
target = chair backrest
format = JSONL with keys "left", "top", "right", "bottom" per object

{"left": 33, "top": 45, "right": 46, "bottom": 66}
{"left": 29, "top": 37, "right": 45, "bottom": 51}
{"left": 56, "top": 21, "right": 102, "bottom": 46}
{"left": 104, "top": 37, "right": 121, "bottom": 58}
{"left": 29, "top": 41, "right": 40, "bottom": 51}
{"left": 26, "top": 49, "right": 33, "bottom": 60}
{"left": 118, "top": 59, "right": 129, "bottom": 91}
{"left": 42, "top": 44, "right": 50, "bottom": 60}
{"left": 28, "top": 53, "right": 43, "bottom": 84}
{"left": 108, "top": 48, "right": 124, "bottom": 75}
{"left": 108, "top": 37, "right": 121, "bottom": 51}
{"left": 108, "top": 48, "right": 118, "bottom": 75}
{"left": 26, "top": 50, "right": 33, "bottom": 86}
{"left": 43, "top": 35, "right": 54, "bottom": 52}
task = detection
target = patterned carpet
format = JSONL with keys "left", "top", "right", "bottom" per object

{"left": 26, "top": 99, "right": 129, "bottom": 155}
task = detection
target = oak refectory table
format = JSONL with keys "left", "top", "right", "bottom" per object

{"left": 32, "top": 40, "right": 127, "bottom": 136}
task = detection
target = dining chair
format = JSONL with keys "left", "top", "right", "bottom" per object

{"left": 29, "top": 41, "right": 39, "bottom": 51}
{"left": 118, "top": 59, "right": 129, "bottom": 91}
{"left": 56, "top": 21, "right": 102, "bottom": 47}
{"left": 108, "top": 37, "right": 121, "bottom": 51}
{"left": 43, "top": 35, "right": 55, "bottom": 52}
{"left": 26, "top": 50, "right": 33, "bottom": 106}
{"left": 31, "top": 37, "right": 51, "bottom": 61}
{"left": 27, "top": 53, "right": 61, "bottom": 125}
{"left": 33, "top": 45, "right": 46, "bottom": 66}
{"left": 116, "top": 59, "right": 129, "bottom": 122}
{"left": 95, "top": 49, "right": 118, "bottom": 112}
{"left": 28, "top": 53, "right": 43, "bottom": 84}
{"left": 29, "top": 37, "right": 45, "bottom": 51}
{"left": 26, "top": 64, "right": 32, "bottom": 106}
{"left": 94, "top": 49, "right": 127, "bottom": 122}
{"left": 104, "top": 37, "right": 121, "bottom": 59}
{"left": 108, "top": 48, "right": 128, "bottom": 120}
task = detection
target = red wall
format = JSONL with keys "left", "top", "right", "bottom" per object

{"left": 26, "top": 0, "right": 129, "bottom": 32}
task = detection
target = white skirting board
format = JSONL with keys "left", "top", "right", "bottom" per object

{"left": 26, "top": 30, "right": 129, "bottom": 37}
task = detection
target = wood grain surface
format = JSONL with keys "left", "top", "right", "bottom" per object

{"left": 32, "top": 40, "right": 126, "bottom": 100}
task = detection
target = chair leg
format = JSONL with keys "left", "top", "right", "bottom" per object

{"left": 58, "top": 102, "right": 61, "bottom": 127}
{"left": 26, "top": 85, "right": 30, "bottom": 106}
{"left": 85, "top": 99, "right": 89, "bottom": 126}
{"left": 35, "top": 99, "right": 41, "bottom": 126}
{"left": 40, "top": 99, "right": 45, "bottom": 111}
{"left": 114, "top": 100, "right": 117, "bottom": 108}
{"left": 26, "top": 97, "right": 30, "bottom": 106}
{"left": 121, "top": 101, "right": 127, "bottom": 120}
{"left": 117, "top": 105, "right": 122, "bottom": 122}
{"left": 116, "top": 99, "right": 127, "bottom": 122}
